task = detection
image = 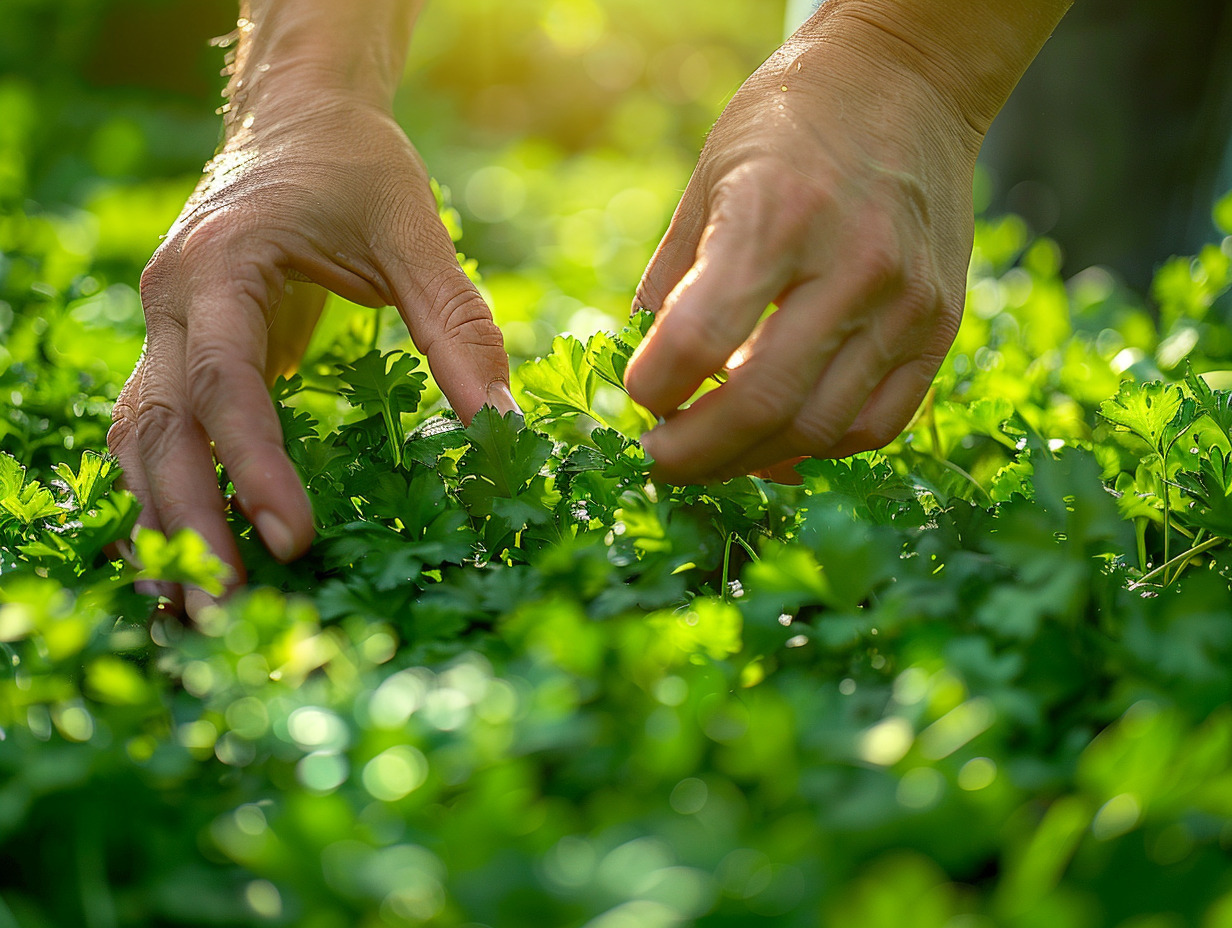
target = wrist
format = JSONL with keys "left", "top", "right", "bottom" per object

{"left": 793, "top": 0, "right": 1072, "bottom": 139}
{"left": 221, "top": 0, "right": 421, "bottom": 136}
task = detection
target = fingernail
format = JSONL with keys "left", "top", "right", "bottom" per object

{"left": 184, "top": 587, "right": 217, "bottom": 621}
{"left": 113, "top": 538, "right": 136, "bottom": 564}
{"left": 255, "top": 510, "right": 298, "bottom": 562}
{"left": 486, "top": 382, "right": 523, "bottom": 419}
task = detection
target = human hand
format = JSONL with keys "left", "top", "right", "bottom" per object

{"left": 624, "top": 11, "right": 993, "bottom": 484}
{"left": 108, "top": 97, "right": 514, "bottom": 615}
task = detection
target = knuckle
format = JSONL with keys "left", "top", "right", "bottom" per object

{"left": 184, "top": 343, "right": 240, "bottom": 413}
{"left": 434, "top": 284, "right": 504, "bottom": 351}
{"left": 785, "top": 404, "right": 847, "bottom": 453}
{"left": 776, "top": 177, "right": 838, "bottom": 236}
{"left": 895, "top": 296, "right": 939, "bottom": 346}
{"left": 105, "top": 416, "right": 135, "bottom": 455}
{"left": 727, "top": 375, "right": 800, "bottom": 432}
{"left": 880, "top": 272, "right": 953, "bottom": 360}
{"left": 110, "top": 385, "right": 137, "bottom": 425}
{"left": 854, "top": 239, "right": 905, "bottom": 298}
{"left": 139, "top": 253, "right": 176, "bottom": 310}
{"left": 134, "top": 396, "right": 188, "bottom": 460}
{"left": 719, "top": 158, "right": 835, "bottom": 225}
{"left": 661, "top": 318, "right": 741, "bottom": 372}
{"left": 177, "top": 210, "right": 237, "bottom": 261}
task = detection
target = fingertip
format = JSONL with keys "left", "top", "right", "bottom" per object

{"left": 638, "top": 424, "right": 661, "bottom": 460}
{"left": 640, "top": 430, "right": 708, "bottom": 487}
{"left": 485, "top": 381, "right": 524, "bottom": 421}
{"left": 253, "top": 508, "right": 311, "bottom": 563}
{"left": 622, "top": 345, "right": 670, "bottom": 417}
{"left": 756, "top": 457, "right": 807, "bottom": 484}
{"left": 184, "top": 587, "right": 218, "bottom": 623}
{"left": 226, "top": 445, "right": 314, "bottom": 563}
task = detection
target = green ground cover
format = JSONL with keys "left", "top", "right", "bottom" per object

{"left": 3, "top": 2, "right": 1232, "bottom": 925}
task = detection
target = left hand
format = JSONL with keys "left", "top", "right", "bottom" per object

{"left": 623, "top": 15, "right": 983, "bottom": 483}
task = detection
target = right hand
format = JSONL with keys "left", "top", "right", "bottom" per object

{"left": 108, "top": 96, "right": 516, "bottom": 616}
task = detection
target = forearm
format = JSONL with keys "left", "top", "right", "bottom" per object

{"left": 792, "top": 0, "right": 1073, "bottom": 138}
{"left": 223, "top": 0, "right": 422, "bottom": 134}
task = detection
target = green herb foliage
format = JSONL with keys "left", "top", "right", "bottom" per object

{"left": 6, "top": 173, "right": 1232, "bottom": 928}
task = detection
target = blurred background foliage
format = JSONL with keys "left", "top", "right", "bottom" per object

{"left": 5, "top": 0, "right": 1232, "bottom": 383}
{"left": 0, "top": 0, "right": 784, "bottom": 383}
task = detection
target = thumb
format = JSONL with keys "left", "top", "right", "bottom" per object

{"left": 633, "top": 182, "right": 708, "bottom": 316}
{"left": 265, "top": 279, "right": 328, "bottom": 387}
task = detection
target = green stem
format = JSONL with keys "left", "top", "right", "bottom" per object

{"left": 1170, "top": 529, "right": 1208, "bottom": 586}
{"left": 382, "top": 402, "right": 404, "bottom": 469}
{"left": 938, "top": 459, "right": 992, "bottom": 504}
{"left": 732, "top": 534, "right": 760, "bottom": 562}
{"left": 1158, "top": 451, "right": 1172, "bottom": 584}
{"left": 1135, "top": 518, "right": 1148, "bottom": 575}
{"left": 1131, "top": 536, "right": 1225, "bottom": 589}
{"left": 721, "top": 533, "right": 734, "bottom": 602}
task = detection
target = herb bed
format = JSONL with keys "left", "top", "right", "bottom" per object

{"left": 2, "top": 193, "right": 1232, "bottom": 925}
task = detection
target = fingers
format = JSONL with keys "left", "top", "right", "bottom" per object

{"left": 754, "top": 458, "right": 807, "bottom": 485}
{"left": 122, "top": 237, "right": 316, "bottom": 620}
{"left": 643, "top": 321, "right": 889, "bottom": 484}
{"left": 132, "top": 290, "right": 246, "bottom": 606}
{"left": 720, "top": 359, "right": 937, "bottom": 484}
{"left": 826, "top": 357, "right": 943, "bottom": 459}
{"left": 632, "top": 197, "right": 954, "bottom": 483}
{"left": 632, "top": 184, "right": 707, "bottom": 315}
{"left": 375, "top": 210, "right": 515, "bottom": 424}
{"left": 266, "top": 280, "right": 328, "bottom": 386}
{"left": 108, "top": 362, "right": 183, "bottom": 609}
{"left": 624, "top": 172, "right": 798, "bottom": 416}
{"left": 709, "top": 345, "right": 916, "bottom": 479}
{"left": 646, "top": 341, "right": 935, "bottom": 485}
{"left": 108, "top": 363, "right": 160, "bottom": 536}
{"left": 634, "top": 275, "right": 857, "bottom": 473}
{"left": 180, "top": 261, "right": 314, "bottom": 565}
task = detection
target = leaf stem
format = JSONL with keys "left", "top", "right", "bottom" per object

{"left": 732, "top": 533, "right": 760, "bottom": 562}
{"left": 938, "top": 459, "right": 992, "bottom": 504}
{"left": 1130, "top": 535, "right": 1225, "bottom": 589}
{"left": 383, "top": 403, "right": 404, "bottom": 469}
{"left": 721, "top": 533, "right": 733, "bottom": 602}
{"left": 1157, "top": 451, "right": 1172, "bottom": 583}
{"left": 1134, "top": 517, "right": 1148, "bottom": 575}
